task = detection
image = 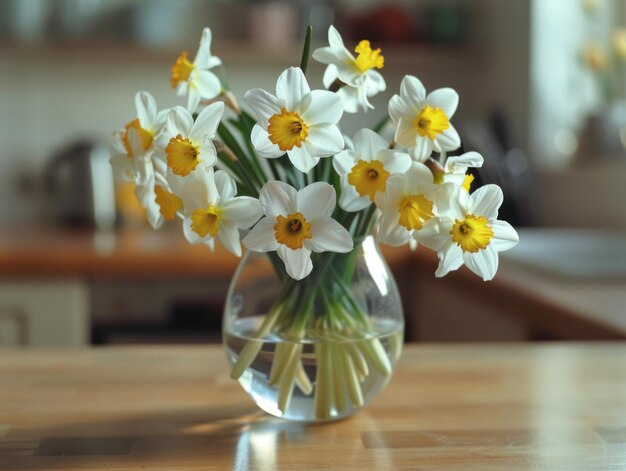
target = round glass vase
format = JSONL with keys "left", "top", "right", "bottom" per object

{"left": 223, "top": 236, "right": 404, "bottom": 422}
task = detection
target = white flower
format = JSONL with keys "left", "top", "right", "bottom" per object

{"left": 389, "top": 75, "right": 461, "bottom": 162}
{"left": 416, "top": 183, "right": 519, "bottom": 281}
{"left": 245, "top": 67, "right": 344, "bottom": 174}
{"left": 171, "top": 27, "right": 223, "bottom": 114}
{"left": 312, "top": 25, "right": 386, "bottom": 113}
{"left": 110, "top": 91, "right": 167, "bottom": 184}
{"left": 333, "top": 129, "right": 411, "bottom": 212}
{"left": 178, "top": 166, "right": 262, "bottom": 256}
{"left": 134, "top": 163, "right": 184, "bottom": 230}
{"left": 160, "top": 102, "right": 224, "bottom": 177}
{"left": 243, "top": 181, "right": 353, "bottom": 280}
{"left": 441, "top": 151, "right": 483, "bottom": 191}
{"left": 375, "top": 162, "right": 439, "bottom": 247}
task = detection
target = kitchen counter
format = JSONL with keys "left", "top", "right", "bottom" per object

{"left": 1, "top": 344, "right": 626, "bottom": 470}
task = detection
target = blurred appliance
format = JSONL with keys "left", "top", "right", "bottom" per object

{"left": 44, "top": 140, "right": 116, "bottom": 229}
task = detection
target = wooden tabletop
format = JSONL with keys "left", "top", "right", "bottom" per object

{"left": 1, "top": 344, "right": 625, "bottom": 470}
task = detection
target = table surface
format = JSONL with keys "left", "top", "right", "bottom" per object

{"left": 1, "top": 344, "right": 626, "bottom": 470}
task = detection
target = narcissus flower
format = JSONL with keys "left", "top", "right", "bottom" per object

{"left": 334, "top": 129, "right": 411, "bottom": 212}
{"left": 312, "top": 25, "right": 386, "bottom": 113}
{"left": 375, "top": 162, "right": 439, "bottom": 247}
{"left": 134, "top": 163, "right": 183, "bottom": 230}
{"left": 416, "top": 183, "right": 519, "bottom": 281}
{"left": 245, "top": 67, "right": 344, "bottom": 174}
{"left": 110, "top": 91, "right": 166, "bottom": 183}
{"left": 161, "top": 102, "right": 224, "bottom": 177}
{"left": 389, "top": 75, "right": 461, "bottom": 162}
{"left": 440, "top": 151, "right": 484, "bottom": 191}
{"left": 178, "top": 166, "right": 262, "bottom": 256}
{"left": 171, "top": 27, "right": 223, "bottom": 113}
{"left": 243, "top": 181, "right": 353, "bottom": 280}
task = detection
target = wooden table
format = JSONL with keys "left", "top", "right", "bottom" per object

{"left": 2, "top": 344, "right": 626, "bottom": 470}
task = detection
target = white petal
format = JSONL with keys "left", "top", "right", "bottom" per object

{"left": 400, "top": 75, "right": 426, "bottom": 107}
{"left": 322, "top": 63, "right": 339, "bottom": 88}
{"left": 333, "top": 150, "right": 357, "bottom": 176}
{"left": 276, "top": 67, "right": 310, "bottom": 112}
{"left": 127, "top": 127, "right": 145, "bottom": 158}
{"left": 297, "top": 182, "right": 336, "bottom": 221}
{"left": 313, "top": 47, "right": 341, "bottom": 65}
{"left": 135, "top": 91, "right": 157, "bottom": 130}
{"left": 110, "top": 154, "right": 136, "bottom": 182}
{"left": 435, "top": 242, "right": 464, "bottom": 277}
{"left": 251, "top": 124, "right": 283, "bottom": 159}
{"left": 217, "top": 222, "right": 242, "bottom": 257}
{"left": 364, "top": 70, "right": 386, "bottom": 94}
{"left": 394, "top": 118, "right": 418, "bottom": 148}
{"left": 327, "top": 25, "right": 354, "bottom": 61}
{"left": 277, "top": 245, "right": 313, "bottom": 280}
{"left": 379, "top": 150, "right": 412, "bottom": 174}
{"left": 388, "top": 94, "right": 413, "bottom": 122}
{"left": 406, "top": 161, "right": 436, "bottom": 188}
{"left": 426, "top": 88, "right": 459, "bottom": 118}
{"left": 434, "top": 183, "right": 466, "bottom": 219}
{"left": 194, "top": 70, "right": 222, "bottom": 101}
{"left": 408, "top": 137, "right": 434, "bottom": 162}
{"left": 435, "top": 125, "right": 461, "bottom": 153}
{"left": 444, "top": 151, "right": 484, "bottom": 174}
{"left": 308, "top": 217, "right": 353, "bottom": 253}
{"left": 189, "top": 101, "right": 224, "bottom": 144}
{"left": 377, "top": 207, "right": 410, "bottom": 247}
{"left": 490, "top": 220, "right": 519, "bottom": 252}
{"left": 305, "top": 124, "right": 344, "bottom": 157}
{"left": 301, "top": 90, "right": 343, "bottom": 125}
{"left": 336, "top": 86, "right": 361, "bottom": 113}
{"left": 244, "top": 89, "right": 281, "bottom": 130}
{"left": 222, "top": 196, "right": 262, "bottom": 228}
{"left": 183, "top": 217, "right": 214, "bottom": 249}
{"left": 339, "top": 183, "right": 370, "bottom": 212}
{"left": 259, "top": 180, "right": 297, "bottom": 217}
{"left": 287, "top": 145, "right": 319, "bottom": 173}
{"left": 214, "top": 168, "right": 237, "bottom": 200}
{"left": 470, "top": 184, "right": 503, "bottom": 219}
{"left": 167, "top": 106, "right": 193, "bottom": 137}
{"left": 243, "top": 217, "right": 279, "bottom": 252}
{"left": 464, "top": 246, "right": 499, "bottom": 281}
{"left": 194, "top": 27, "right": 220, "bottom": 69}
{"left": 413, "top": 217, "right": 451, "bottom": 252}
{"left": 186, "top": 88, "right": 202, "bottom": 115}
{"left": 198, "top": 140, "right": 217, "bottom": 167}
{"left": 353, "top": 128, "right": 389, "bottom": 161}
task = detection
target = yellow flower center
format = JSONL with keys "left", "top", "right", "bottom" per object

{"left": 414, "top": 105, "right": 450, "bottom": 140}
{"left": 353, "top": 40, "right": 384, "bottom": 73}
{"left": 450, "top": 214, "right": 494, "bottom": 253}
{"left": 462, "top": 174, "right": 474, "bottom": 192}
{"left": 171, "top": 51, "right": 195, "bottom": 88}
{"left": 154, "top": 185, "right": 182, "bottom": 221}
{"left": 121, "top": 119, "right": 153, "bottom": 158}
{"left": 398, "top": 195, "right": 434, "bottom": 231}
{"left": 267, "top": 108, "right": 309, "bottom": 151}
{"left": 191, "top": 206, "right": 222, "bottom": 238}
{"left": 166, "top": 134, "right": 200, "bottom": 177}
{"left": 274, "top": 212, "right": 312, "bottom": 250}
{"left": 347, "top": 159, "right": 389, "bottom": 202}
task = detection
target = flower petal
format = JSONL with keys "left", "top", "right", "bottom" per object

{"left": 394, "top": 118, "right": 417, "bottom": 148}
{"left": 186, "top": 88, "right": 202, "bottom": 115}
{"left": 135, "top": 91, "right": 157, "bottom": 129}
{"left": 353, "top": 128, "right": 389, "bottom": 161}
{"left": 388, "top": 94, "right": 414, "bottom": 122}
{"left": 409, "top": 137, "right": 434, "bottom": 162}
{"left": 444, "top": 151, "right": 484, "bottom": 173}
{"left": 222, "top": 196, "right": 262, "bottom": 228}
{"left": 217, "top": 221, "right": 242, "bottom": 257}
{"left": 259, "top": 180, "right": 297, "bottom": 217}
{"left": 400, "top": 75, "right": 426, "bottom": 107}
{"left": 305, "top": 124, "right": 344, "bottom": 157}
{"left": 470, "top": 184, "right": 503, "bottom": 220}
{"left": 308, "top": 217, "right": 353, "bottom": 253}
{"left": 183, "top": 217, "right": 215, "bottom": 250}
{"left": 435, "top": 124, "right": 461, "bottom": 153}
{"left": 322, "top": 63, "right": 339, "bottom": 88}
{"left": 189, "top": 101, "right": 224, "bottom": 144}
{"left": 194, "top": 70, "right": 222, "bottom": 101}
{"left": 379, "top": 150, "right": 412, "bottom": 174}
{"left": 243, "top": 217, "right": 279, "bottom": 252}
{"left": 251, "top": 124, "right": 284, "bottom": 159}
{"left": 214, "top": 168, "right": 237, "bottom": 200}
{"left": 333, "top": 150, "right": 357, "bottom": 176}
{"left": 167, "top": 106, "right": 193, "bottom": 137}
{"left": 276, "top": 67, "right": 310, "bottom": 112}
{"left": 297, "top": 182, "right": 336, "bottom": 221}
{"left": 377, "top": 207, "right": 410, "bottom": 247}
{"left": 194, "top": 27, "right": 222, "bottom": 69}
{"left": 301, "top": 90, "right": 343, "bottom": 125}
{"left": 413, "top": 217, "right": 450, "bottom": 252}
{"left": 244, "top": 89, "right": 281, "bottom": 130}
{"left": 287, "top": 145, "right": 319, "bottom": 173}
{"left": 490, "top": 220, "right": 519, "bottom": 252}
{"left": 277, "top": 245, "right": 313, "bottom": 280}
{"left": 339, "top": 183, "right": 369, "bottom": 212}
{"left": 464, "top": 246, "right": 499, "bottom": 281}
{"left": 328, "top": 25, "right": 354, "bottom": 60}
{"left": 435, "top": 242, "right": 464, "bottom": 277}
{"left": 426, "top": 87, "right": 459, "bottom": 118}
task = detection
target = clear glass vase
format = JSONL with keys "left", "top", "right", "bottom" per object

{"left": 223, "top": 236, "right": 404, "bottom": 422}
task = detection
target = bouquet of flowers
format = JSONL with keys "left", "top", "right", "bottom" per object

{"left": 110, "top": 25, "right": 518, "bottom": 420}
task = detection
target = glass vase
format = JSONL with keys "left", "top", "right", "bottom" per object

{"left": 223, "top": 236, "right": 404, "bottom": 422}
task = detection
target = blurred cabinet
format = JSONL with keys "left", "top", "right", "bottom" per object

{"left": 0, "top": 280, "right": 89, "bottom": 346}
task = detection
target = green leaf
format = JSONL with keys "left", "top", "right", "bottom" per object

{"left": 300, "top": 25, "right": 313, "bottom": 74}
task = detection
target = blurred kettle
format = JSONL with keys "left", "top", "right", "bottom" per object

{"left": 44, "top": 140, "right": 117, "bottom": 230}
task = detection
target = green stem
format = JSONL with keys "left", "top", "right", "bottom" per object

{"left": 299, "top": 25, "right": 313, "bottom": 74}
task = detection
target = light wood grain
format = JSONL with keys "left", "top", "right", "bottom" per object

{"left": 1, "top": 344, "right": 626, "bottom": 470}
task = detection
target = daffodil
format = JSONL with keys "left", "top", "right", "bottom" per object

{"left": 178, "top": 166, "right": 262, "bottom": 256}
{"left": 110, "top": 91, "right": 166, "bottom": 183}
{"left": 389, "top": 75, "right": 461, "bottom": 162}
{"left": 245, "top": 67, "right": 344, "bottom": 174}
{"left": 243, "top": 181, "right": 353, "bottom": 280}
{"left": 312, "top": 25, "right": 386, "bottom": 113}
{"left": 333, "top": 129, "right": 411, "bottom": 212}
{"left": 134, "top": 163, "right": 184, "bottom": 229}
{"left": 440, "top": 151, "right": 484, "bottom": 192}
{"left": 416, "top": 183, "right": 519, "bottom": 281}
{"left": 375, "top": 162, "right": 439, "bottom": 247}
{"left": 160, "top": 102, "right": 224, "bottom": 177}
{"left": 171, "top": 27, "right": 223, "bottom": 113}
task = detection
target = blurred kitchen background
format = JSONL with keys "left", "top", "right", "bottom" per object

{"left": 0, "top": 0, "right": 625, "bottom": 347}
